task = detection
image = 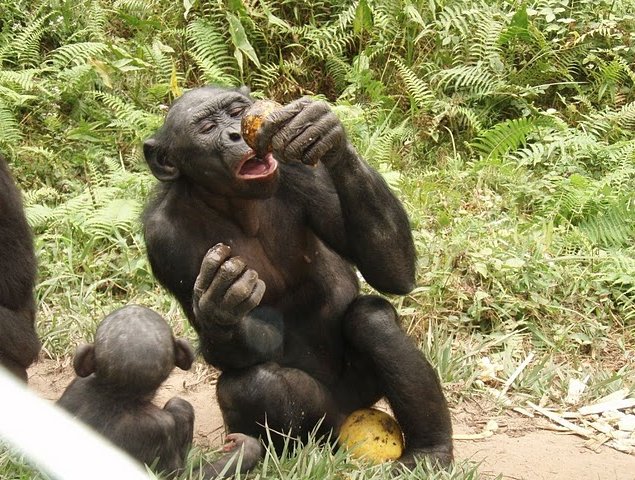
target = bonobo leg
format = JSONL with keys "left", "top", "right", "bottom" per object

{"left": 163, "top": 397, "right": 195, "bottom": 472}
{"left": 340, "top": 295, "right": 453, "bottom": 468}
{"left": 0, "top": 306, "right": 40, "bottom": 382}
{"left": 204, "top": 362, "right": 343, "bottom": 477}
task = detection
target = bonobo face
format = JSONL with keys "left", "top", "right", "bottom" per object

{"left": 144, "top": 86, "right": 280, "bottom": 199}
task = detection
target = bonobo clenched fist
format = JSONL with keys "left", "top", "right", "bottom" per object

{"left": 193, "top": 243, "right": 265, "bottom": 326}
{"left": 142, "top": 85, "right": 453, "bottom": 477}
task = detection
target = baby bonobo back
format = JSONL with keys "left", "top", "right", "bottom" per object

{"left": 57, "top": 305, "right": 195, "bottom": 477}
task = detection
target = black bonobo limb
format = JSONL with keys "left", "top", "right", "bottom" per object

{"left": 0, "top": 153, "right": 40, "bottom": 382}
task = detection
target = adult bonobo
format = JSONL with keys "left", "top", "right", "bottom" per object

{"left": 142, "top": 86, "right": 453, "bottom": 474}
{"left": 57, "top": 305, "right": 195, "bottom": 477}
{"left": 0, "top": 153, "right": 40, "bottom": 382}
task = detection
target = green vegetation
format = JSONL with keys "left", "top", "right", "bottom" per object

{"left": 1, "top": 0, "right": 634, "bottom": 478}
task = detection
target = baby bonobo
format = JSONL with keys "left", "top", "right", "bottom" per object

{"left": 57, "top": 305, "right": 195, "bottom": 477}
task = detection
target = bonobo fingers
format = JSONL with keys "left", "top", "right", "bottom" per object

{"left": 194, "top": 243, "right": 266, "bottom": 325}
{"left": 256, "top": 98, "right": 346, "bottom": 166}
{"left": 193, "top": 243, "right": 232, "bottom": 306}
{"left": 255, "top": 97, "right": 313, "bottom": 156}
{"left": 222, "top": 269, "right": 266, "bottom": 320}
{"left": 299, "top": 119, "right": 345, "bottom": 167}
{"left": 205, "top": 256, "right": 247, "bottom": 303}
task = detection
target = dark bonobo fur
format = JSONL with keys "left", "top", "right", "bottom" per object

{"left": 57, "top": 305, "right": 195, "bottom": 477}
{"left": 0, "top": 153, "right": 40, "bottom": 382}
{"left": 141, "top": 86, "right": 453, "bottom": 476}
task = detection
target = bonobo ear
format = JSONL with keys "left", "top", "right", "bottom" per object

{"left": 73, "top": 344, "right": 96, "bottom": 377}
{"left": 174, "top": 338, "right": 195, "bottom": 370}
{"left": 143, "top": 137, "right": 180, "bottom": 182}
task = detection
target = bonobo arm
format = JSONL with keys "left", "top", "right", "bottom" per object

{"left": 321, "top": 142, "right": 416, "bottom": 294}
{"left": 0, "top": 305, "right": 40, "bottom": 369}
{"left": 258, "top": 99, "right": 416, "bottom": 294}
{"left": 193, "top": 244, "right": 283, "bottom": 370}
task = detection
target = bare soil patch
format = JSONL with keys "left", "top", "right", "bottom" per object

{"left": 27, "top": 359, "right": 635, "bottom": 480}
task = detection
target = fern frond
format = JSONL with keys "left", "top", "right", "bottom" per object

{"left": 94, "top": 91, "right": 162, "bottom": 138}
{"left": 113, "top": 0, "right": 153, "bottom": 16}
{"left": 141, "top": 40, "right": 179, "bottom": 86}
{"left": 0, "top": 102, "right": 22, "bottom": 147}
{"left": 435, "top": 63, "right": 504, "bottom": 96}
{"left": 366, "top": 121, "right": 413, "bottom": 166}
{"left": 2, "top": 15, "right": 48, "bottom": 66}
{"left": 437, "top": 3, "right": 491, "bottom": 38}
{"left": 509, "top": 141, "right": 556, "bottom": 166}
{"left": 186, "top": 19, "right": 238, "bottom": 85}
{"left": 325, "top": 55, "right": 352, "bottom": 93}
{"left": 471, "top": 117, "right": 544, "bottom": 160}
{"left": 299, "top": 3, "right": 357, "bottom": 61}
{"left": 250, "top": 63, "right": 283, "bottom": 93}
{"left": 0, "top": 84, "right": 37, "bottom": 106}
{"left": 0, "top": 69, "right": 38, "bottom": 91}
{"left": 578, "top": 203, "right": 635, "bottom": 248}
{"left": 84, "top": 0, "right": 109, "bottom": 41}
{"left": 467, "top": 17, "right": 504, "bottom": 66}
{"left": 55, "top": 64, "right": 95, "bottom": 91}
{"left": 609, "top": 102, "right": 635, "bottom": 131}
{"left": 446, "top": 105, "right": 484, "bottom": 133}
{"left": 393, "top": 59, "right": 435, "bottom": 110}
{"left": 83, "top": 198, "right": 143, "bottom": 239}
{"left": 48, "top": 42, "right": 109, "bottom": 68}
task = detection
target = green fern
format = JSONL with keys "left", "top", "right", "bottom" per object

{"left": 94, "top": 91, "right": 162, "bottom": 139}
{"left": 471, "top": 117, "right": 545, "bottom": 160}
{"left": 1, "top": 14, "right": 48, "bottom": 66}
{"left": 437, "top": 3, "right": 492, "bottom": 39}
{"left": 0, "top": 102, "right": 22, "bottom": 147}
{"left": 393, "top": 59, "right": 435, "bottom": 110}
{"left": 48, "top": 42, "right": 109, "bottom": 68}
{"left": 435, "top": 63, "right": 504, "bottom": 97}
{"left": 325, "top": 55, "right": 352, "bottom": 94}
{"left": 0, "top": 69, "right": 38, "bottom": 92}
{"left": 186, "top": 19, "right": 239, "bottom": 85}
{"left": 578, "top": 203, "right": 635, "bottom": 248}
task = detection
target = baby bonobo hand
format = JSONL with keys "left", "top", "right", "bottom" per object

{"left": 193, "top": 243, "right": 266, "bottom": 326}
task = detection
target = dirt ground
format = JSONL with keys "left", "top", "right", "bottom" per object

{"left": 28, "top": 359, "right": 635, "bottom": 480}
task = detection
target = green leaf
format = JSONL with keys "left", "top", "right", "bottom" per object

{"left": 504, "top": 258, "right": 526, "bottom": 268}
{"left": 227, "top": 13, "right": 260, "bottom": 70}
{"left": 353, "top": 0, "right": 373, "bottom": 35}
{"left": 510, "top": 5, "right": 529, "bottom": 30}
{"left": 183, "top": 0, "right": 192, "bottom": 19}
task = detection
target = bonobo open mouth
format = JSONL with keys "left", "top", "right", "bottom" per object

{"left": 236, "top": 151, "right": 278, "bottom": 180}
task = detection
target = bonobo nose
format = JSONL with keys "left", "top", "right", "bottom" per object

{"left": 228, "top": 131, "right": 242, "bottom": 142}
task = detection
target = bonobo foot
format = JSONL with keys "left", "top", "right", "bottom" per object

{"left": 397, "top": 444, "right": 454, "bottom": 471}
{"left": 202, "top": 433, "right": 264, "bottom": 479}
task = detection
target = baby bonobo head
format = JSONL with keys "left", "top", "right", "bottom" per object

{"left": 73, "top": 305, "right": 194, "bottom": 394}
